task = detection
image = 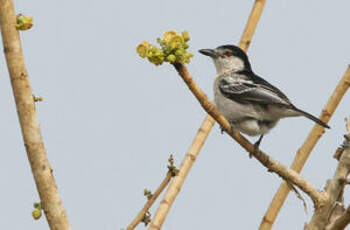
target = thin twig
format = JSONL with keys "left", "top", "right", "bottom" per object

{"left": 148, "top": 1, "right": 267, "bottom": 229}
{"left": 126, "top": 172, "right": 172, "bottom": 230}
{"left": 0, "top": 1, "right": 70, "bottom": 229}
{"left": 286, "top": 182, "right": 308, "bottom": 216}
{"left": 260, "top": 66, "right": 350, "bottom": 230}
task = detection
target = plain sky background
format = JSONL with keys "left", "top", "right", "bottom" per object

{"left": 1, "top": 0, "right": 350, "bottom": 229}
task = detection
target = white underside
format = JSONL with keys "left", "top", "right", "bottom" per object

{"left": 214, "top": 77, "right": 300, "bottom": 136}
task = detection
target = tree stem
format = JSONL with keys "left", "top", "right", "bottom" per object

{"left": 0, "top": 1, "right": 71, "bottom": 229}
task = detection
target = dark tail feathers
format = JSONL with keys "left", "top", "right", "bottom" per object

{"left": 293, "top": 107, "right": 330, "bottom": 129}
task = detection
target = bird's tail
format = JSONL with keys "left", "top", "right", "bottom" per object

{"left": 293, "top": 107, "right": 330, "bottom": 129}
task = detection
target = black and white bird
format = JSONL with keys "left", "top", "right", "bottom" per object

{"left": 199, "top": 45, "right": 329, "bottom": 149}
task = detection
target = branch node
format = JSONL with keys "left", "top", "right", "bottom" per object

{"left": 333, "top": 147, "right": 345, "bottom": 161}
{"left": 141, "top": 211, "right": 151, "bottom": 226}
{"left": 167, "top": 154, "right": 179, "bottom": 176}
{"left": 16, "top": 13, "right": 33, "bottom": 31}
{"left": 343, "top": 135, "right": 350, "bottom": 147}
{"left": 144, "top": 189, "right": 153, "bottom": 200}
{"left": 33, "top": 95, "right": 43, "bottom": 102}
{"left": 344, "top": 80, "right": 350, "bottom": 87}
{"left": 322, "top": 109, "right": 331, "bottom": 118}
{"left": 338, "top": 177, "right": 348, "bottom": 186}
{"left": 32, "top": 202, "right": 42, "bottom": 220}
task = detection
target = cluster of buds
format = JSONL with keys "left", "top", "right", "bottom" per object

{"left": 16, "top": 14, "right": 33, "bottom": 31}
{"left": 136, "top": 30, "right": 194, "bottom": 66}
{"left": 32, "top": 202, "right": 42, "bottom": 220}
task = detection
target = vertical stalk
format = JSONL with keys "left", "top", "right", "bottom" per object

{"left": 0, "top": 1, "right": 71, "bottom": 229}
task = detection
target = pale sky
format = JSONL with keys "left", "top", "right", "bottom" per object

{"left": 1, "top": 0, "right": 350, "bottom": 229}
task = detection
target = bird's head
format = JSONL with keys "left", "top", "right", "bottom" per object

{"left": 199, "top": 45, "right": 251, "bottom": 74}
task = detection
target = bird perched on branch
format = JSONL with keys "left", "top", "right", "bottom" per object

{"left": 199, "top": 45, "right": 329, "bottom": 150}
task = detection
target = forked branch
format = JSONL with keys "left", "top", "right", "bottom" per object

{"left": 127, "top": 155, "right": 178, "bottom": 230}
{"left": 260, "top": 66, "right": 350, "bottom": 230}
{"left": 306, "top": 120, "right": 350, "bottom": 230}
{"left": 126, "top": 172, "right": 172, "bottom": 230}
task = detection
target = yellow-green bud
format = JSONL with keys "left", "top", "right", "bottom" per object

{"left": 32, "top": 209, "right": 42, "bottom": 220}
{"left": 175, "top": 48, "right": 185, "bottom": 57}
{"left": 146, "top": 46, "right": 160, "bottom": 58}
{"left": 182, "top": 31, "right": 190, "bottom": 42}
{"left": 166, "top": 54, "right": 176, "bottom": 63}
{"left": 137, "top": 41, "right": 150, "bottom": 58}
{"left": 148, "top": 56, "right": 164, "bottom": 65}
{"left": 16, "top": 14, "right": 33, "bottom": 31}
{"left": 169, "top": 35, "right": 184, "bottom": 50}
{"left": 185, "top": 53, "right": 194, "bottom": 64}
{"left": 33, "top": 202, "right": 41, "bottom": 209}
{"left": 146, "top": 46, "right": 164, "bottom": 65}
{"left": 163, "top": 30, "right": 177, "bottom": 42}
{"left": 186, "top": 52, "right": 194, "bottom": 58}
{"left": 137, "top": 30, "right": 193, "bottom": 66}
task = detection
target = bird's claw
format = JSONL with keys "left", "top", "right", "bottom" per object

{"left": 249, "top": 143, "right": 260, "bottom": 159}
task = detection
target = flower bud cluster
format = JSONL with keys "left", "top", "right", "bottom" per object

{"left": 137, "top": 30, "right": 193, "bottom": 66}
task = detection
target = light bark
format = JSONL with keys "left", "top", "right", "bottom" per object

{"left": 148, "top": 1, "right": 267, "bottom": 229}
{"left": 172, "top": 63, "right": 326, "bottom": 206}
{"left": 307, "top": 133, "right": 350, "bottom": 230}
{"left": 127, "top": 172, "right": 172, "bottom": 230}
{"left": 0, "top": 1, "right": 71, "bottom": 229}
{"left": 260, "top": 66, "right": 350, "bottom": 230}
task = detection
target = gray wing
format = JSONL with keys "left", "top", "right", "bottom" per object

{"left": 218, "top": 76, "right": 291, "bottom": 106}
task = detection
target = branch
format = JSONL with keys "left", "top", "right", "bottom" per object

{"left": 0, "top": 1, "right": 71, "bottom": 229}
{"left": 173, "top": 63, "right": 326, "bottom": 206}
{"left": 126, "top": 172, "right": 172, "bottom": 230}
{"left": 327, "top": 206, "right": 350, "bottom": 230}
{"left": 260, "top": 65, "right": 350, "bottom": 230}
{"left": 306, "top": 130, "right": 350, "bottom": 230}
{"left": 148, "top": 1, "right": 267, "bottom": 229}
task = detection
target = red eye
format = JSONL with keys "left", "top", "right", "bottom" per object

{"left": 224, "top": 51, "right": 232, "bottom": 57}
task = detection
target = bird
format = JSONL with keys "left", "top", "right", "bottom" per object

{"left": 199, "top": 45, "right": 329, "bottom": 150}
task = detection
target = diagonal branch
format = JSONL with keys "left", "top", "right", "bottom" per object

{"left": 148, "top": 1, "right": 267, "bottom": 229}
{"left": 260, "top": 65, "right": 350, "bottom": 230}
{"left": 172, "top": 63, "right": 326, "bottom": 207}
{"left": 126, "top": 171, "right": 172, "bottom": 230}
{"left": 0, "top": 1, "right": 71, "bottom": 229}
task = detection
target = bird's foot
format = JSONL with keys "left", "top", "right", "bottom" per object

{"left": 249, "top": 142, "right": 260, "bottom": 159}
{"left": 250, "top": 135, "right": 264, "bottom": 158}
{"left": 220, "top": 126, "right": 224, "bottom": 134}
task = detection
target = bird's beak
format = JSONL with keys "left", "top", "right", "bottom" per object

{"left": 199, "top": 49, "right": 218, "bottom": 58}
